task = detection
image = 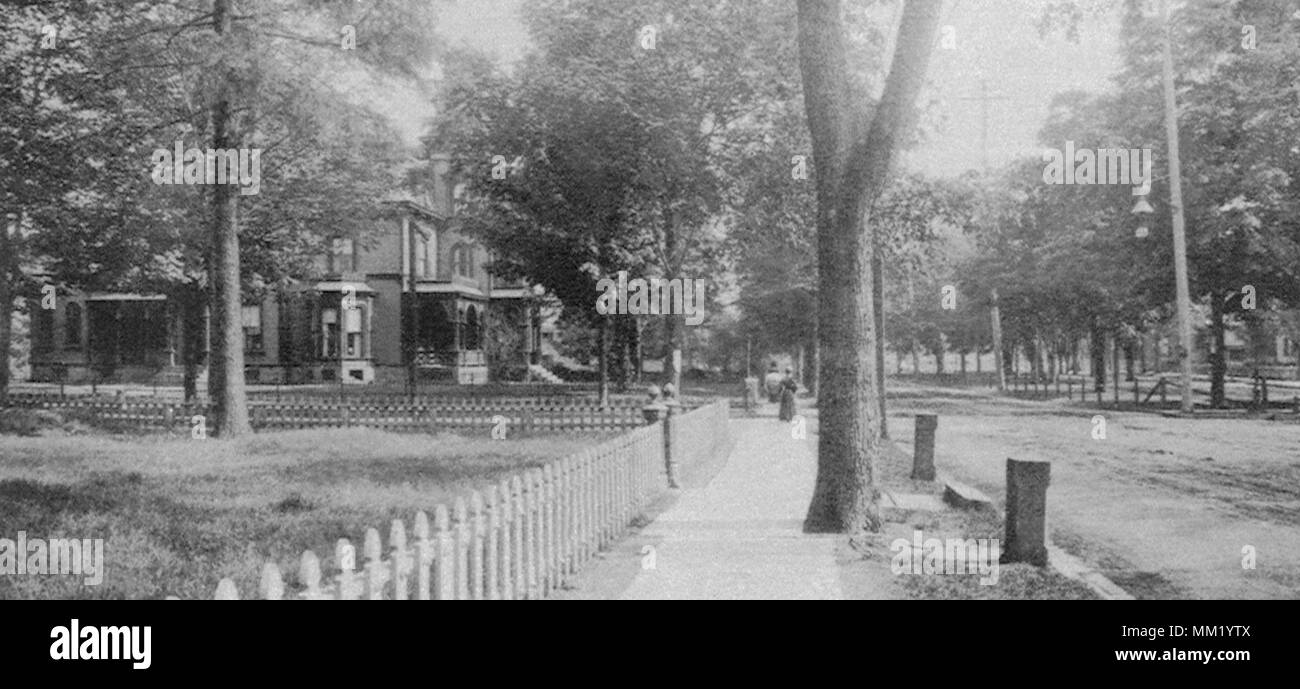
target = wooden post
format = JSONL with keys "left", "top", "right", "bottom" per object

{"left": 911, "top": 414, "right": 938, "bottom": 481}
{"left": 663, "top": 397, "right": 681, "bottom": 488}
{"left": 468, "top": 491, "right": 485, "bottom": 600}
{"left": 298, "top": 551, "right": 325, "bottom": 600}
{"left": 484, "top": 487, "right": 500, "bottom": 600}
{"left": 433, "top": 504, "right": 454, "bottom": 600}
{"left": 260, "top": 563, "right": 285, "bottom": 600}
{"left": 452, "top": 497, "right": 470, "bottom": 601}
{"left": 390, "top": 519, "right": 410, "bottom": 600}
{"left": 335, "top": 538, "right": 358, "bottom": 600}
{"left": 1112, "top": 335, "right": 1120, "bottom": 407}
{"left": 215, "top": 578, "right": 240, "bottom": 600}
{"left": 413, "top": 512, "right": 432, "bottom": 600}
{"left": 362, "top": 528, "right": 385, "bottom": 600}
{"left": 510, "top": 475, "right": 525, "bottom": 599}
{"left": 499, "top": 478, "right": 515, "bottom": 601}
{"left": 1002, "top": 458, "right": 1051, "bottom": 566}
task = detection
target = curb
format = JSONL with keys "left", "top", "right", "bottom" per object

{"left": 1047, "top": 544, "right": 1135, "bottom": 600}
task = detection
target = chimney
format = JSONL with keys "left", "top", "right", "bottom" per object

{"left": 430, "top": 153, "right": 452, "bottom": 215}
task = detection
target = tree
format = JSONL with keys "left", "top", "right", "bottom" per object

{"left": 2, "top": 1, "right": 439, "bottom": 424}
{"left": 437, "top": 0, "right": 799, "bottom": 399}
{"left": 797, "top": 0, "right": 942, "bottom": 533}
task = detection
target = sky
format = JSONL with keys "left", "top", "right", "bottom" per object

{"left": 390, "top": 0, "right": 1125, "bottom": 179}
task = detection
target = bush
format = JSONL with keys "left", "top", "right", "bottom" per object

{"left": 0, "top": 408, "right": 65, "bottom": 437}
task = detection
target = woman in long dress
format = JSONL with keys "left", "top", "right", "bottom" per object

{"left": 778, "top": 368, "right": 798, "bottom": 421}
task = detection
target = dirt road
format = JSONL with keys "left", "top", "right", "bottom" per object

{"left": 889, "top": 383, "right": 1300, "bottom": 599}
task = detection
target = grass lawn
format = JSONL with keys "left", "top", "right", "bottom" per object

{"left": 0, "top": 426, "right": 609, "bottom": 600}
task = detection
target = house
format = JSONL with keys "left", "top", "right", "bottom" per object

{"left": 26, "top": 155, "right": 541, "bottom": 386}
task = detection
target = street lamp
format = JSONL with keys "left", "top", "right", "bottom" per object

{"left": 1131, "top": 197, "right": 1155, "bottom": 238}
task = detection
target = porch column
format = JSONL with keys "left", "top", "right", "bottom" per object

{"left": 364, "top": 298, "right": 373, "bottom": 359}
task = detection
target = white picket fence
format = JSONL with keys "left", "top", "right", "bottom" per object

{"left": 180, "top": 400, "right": 732, "bottom": 600}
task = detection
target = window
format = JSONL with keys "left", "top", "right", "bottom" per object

{"left": 344, "top": 305, "right": 363, "bottom": 358}
{"left": 33, "top": 306, "right": 55, "bottom": 353}
{"left": 426, "top": 230, "right": 438, "bottom": 279}
{"left": 464, "top": 306, "right": 481, "bottom": 351}
{"left": 453, "top": 244, "right": 475, "bottom": 278}
{"left": 321, "top": 308, "right": 339, "bottom": 358}
{"left": 329, "top": 237, "right": 355, "bottom": 273}
{"left": 242, "top": 304, "right": 263, "bottom": 354}
{"left": 64, "top": 302, "right": 82, "bottom": 348}
{"left": 415, "top": 233, "right": 428, "bottom": 278}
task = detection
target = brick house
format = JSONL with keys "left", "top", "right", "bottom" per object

{"left": 26, "top": 156, "right": 540, "bottom": 386}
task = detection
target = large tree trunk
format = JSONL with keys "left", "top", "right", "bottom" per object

{"left": 208, "top": 0, "right": 251, "bottom": 437}
{"left": 872, "top": 247, "right": 887, "bottom": 438}
{"left": 1210, "top": 293, "right": 1227, "bottom": 408}
{"left": 0, "top": 220, "right": 12, "bottom": 407}
{"left": 797, "top": 0, "right": 941, "bottom": 533}
{"left": 1090, "top": 324, "right": 1106, "bottom": 392}
{"left": 180, "top": 284, "right": 206, "bottom": 404}
{"left": 809, "top": 318, "right": 820, "bottom": 396}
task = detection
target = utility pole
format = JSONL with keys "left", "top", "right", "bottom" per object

{"left": 1161, "top": 0, "right": 1195, "bottom": 413}
{"left": 990, "top": 288, "right": 1006, "bottom": 391}
{"left": 959, "top": 80, "right": 1011, "bottom": 390}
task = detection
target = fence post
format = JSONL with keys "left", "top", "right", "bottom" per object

{"left": 510, "top": 475, "right": 525, "bottom": 600}
{"left": 413, "top": 511, "right": 432, "bottom": 600}
{"left": 259, "top": 562, "right": 285, "bottom": 600}
{"left": 911, "top": 414, "right": 938, "bottom": 481}
{"left": 563, "top": 457, "right": 576, "bottom": 576}
{"left": 500, "top": 478, "right": 517, "bottom": 601}
{"left": 335, "top": 539, "right": 358, "bottom": 600}
{"left": 453, "top": 497, "right": 470, "bottom": 601}
{"left": 531, "top": 469, "right": 546, "bottom": 598}
{"left": 662, "top": 384, "right": 682, "bottom": 488}
{"left": 390, "top": 519, "right": 410, "bottom": 601}
{"left": 433, "top": 504, "right": 455, "bottom": 600}
{"left": 541, "top": 464, "right": 555, "bottom": 596}
{"left": 214, "top": 578, "right": 240, "bottom": 600}
{"left": 298, "top": 551, "right": 324, "bottom": 600}
{"left": 363, "top": 528, "right": 385, "bottom": 600}
{"left": 1002, "top": 458, "right": 1051, "bottom": 566}
{"left": 484, "top": 486, "right": 500, "bottom": 601}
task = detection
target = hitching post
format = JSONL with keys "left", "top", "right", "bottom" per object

{"left": 911, "top": 414, "right": 938, "bottom": 481}
{"left": 1001, "top": 458, "right": 1051, "bottom": 566}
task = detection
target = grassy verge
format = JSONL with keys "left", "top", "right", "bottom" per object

{"left": 0, "top": 426, "right": 607, "bottom": 599}
{"left": 839, "top": 439, "right": 1099, "bottom": 600}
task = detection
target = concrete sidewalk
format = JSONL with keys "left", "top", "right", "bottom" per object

{"left": 619, "top": 411, "right": 843, "bottom": 600}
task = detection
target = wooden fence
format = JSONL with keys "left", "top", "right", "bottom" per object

{"left": 3, "top": 393, "right": 671, "bottom": 435}
{"left": 174, "top": 400, "right": 732, "bottom": 600}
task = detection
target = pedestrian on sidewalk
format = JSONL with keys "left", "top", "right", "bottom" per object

{"left": 764, "top": 362, "right": 783, "bottom": 403}
{"left": 778, "top": 368, "right": 798, "bottom": 422}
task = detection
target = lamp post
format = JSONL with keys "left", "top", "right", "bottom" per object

{"left": 1131, "top": 196, "right": 1154, "bottom": 238}
{"left": 1160, "top": 0, "right": 1195, "bottom": 414}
